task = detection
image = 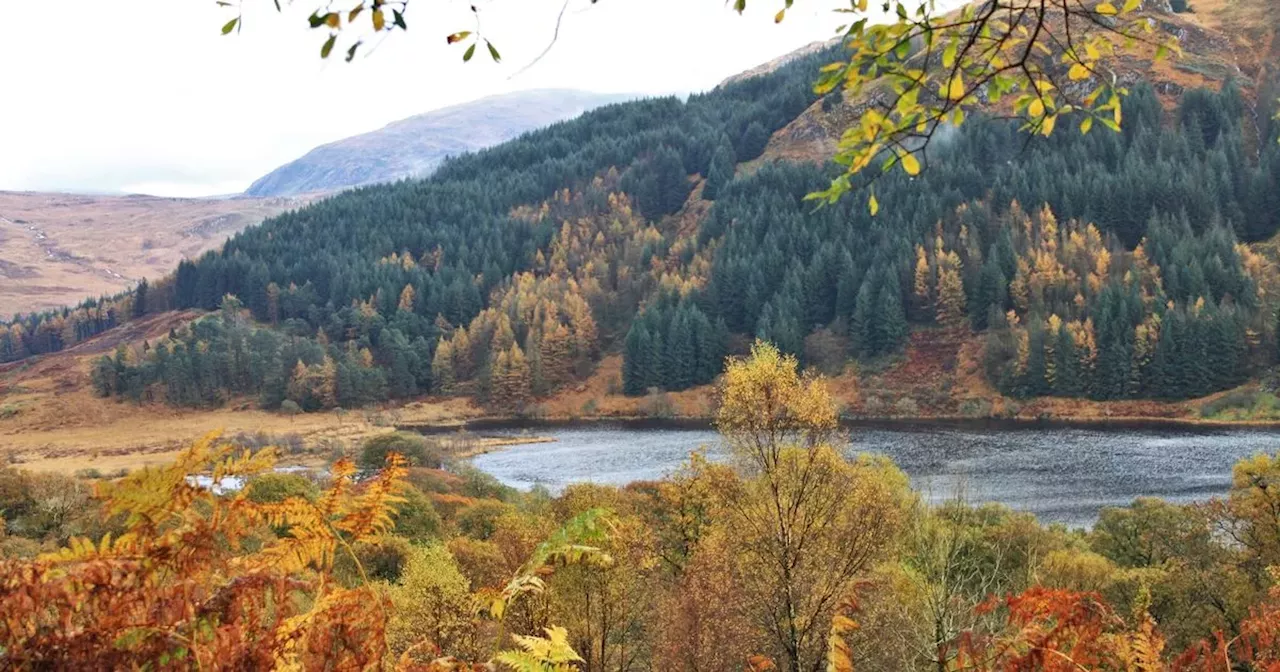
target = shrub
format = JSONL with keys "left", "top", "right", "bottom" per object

{"left": 393, "top": 485, "right": 444, "bottom": 543}
{"left": 73, "top": 468, "right": 104, "bottom": 480}
{"left": 1201, "top": 389, "right": 1258, "bottom": 418}
{"left": 456, "top": 500, "right": 514, "bottom": 541}
{"left": 606, "top": 375, "right": 623, "bottom": 396}
{"left": 455, "top": 464, "right": 516, "bottom": 501}
{"left": 959, "top": 398, "right": 994, "bottom": 418}
{"left": 581, "top": 398, "right": 599, "bottom": 415}
{"left": 359, "top": 432, "right": 442, "bottom": 469}
{"left": 279, "top": 399, "right": 302, "bottom": 419}
{"left": 386, "top": 544, "right": 483, "bottom": 660}
{"left": 893, "top": 396, "right": 920, "bottom": 416}
{"left": 643, "top": 389, "right": 675, "bottom": 419}
{"left": 245, "top": 472, "right": 319, "bottom": 504}
{"left": 333, "top": 536, "right": 412, "bottom": 586}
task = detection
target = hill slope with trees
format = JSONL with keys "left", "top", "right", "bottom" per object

{"left": 4, "top": 0, "right": 1280, "bottom": 423}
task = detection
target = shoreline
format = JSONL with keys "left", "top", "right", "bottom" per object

{"left": 402, "top": 412, "right": 1280, "bottom": 435}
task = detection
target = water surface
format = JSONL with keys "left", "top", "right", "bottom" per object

{"left": 468, "top": 422, "right": 1280, "bottom": 526}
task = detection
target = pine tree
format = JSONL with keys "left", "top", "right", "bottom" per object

{"left": 133, "top": 279, "right": 149, "bottom": 319}
{"left": 849, "top": 281, "right": 875, "bottom": 357}
{"left": 703, "top": 141, "right": 736, "bottom": 200}
{"left": 665, "top": 310, "right": 696, "bottom": 391}
{"left": 623, "top": 322, "right": 650, "bottom": 396}
{"left": 876, "top": 275, "right": 909, "bottom": 353}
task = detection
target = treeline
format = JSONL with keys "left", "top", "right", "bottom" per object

{"left": 1, "top": 290, "right": 135, "bottom": 363}
{"left": 92, "top": 297, "right": 406, "bottom": 410}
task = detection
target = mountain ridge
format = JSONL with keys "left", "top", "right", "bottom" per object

{"left": 244, "top": 89, "right": 637, "bottom": 197}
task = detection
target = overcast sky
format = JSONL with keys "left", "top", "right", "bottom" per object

{"left": 0, "top": 0, "right": 858, "bottom": 197}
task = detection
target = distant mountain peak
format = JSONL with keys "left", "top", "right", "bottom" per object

{"left": 244, "top": 89, "right": 635, "bottom": 197}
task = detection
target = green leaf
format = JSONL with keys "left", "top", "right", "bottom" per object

{"left": 463, "top": 43, "right": 477, "bottom": 62}
{"left": 345, "top": 41, "right": 361, "bottom": 63}
{"left": 320, "top": 34, "right": 337, "bottom": 59}
{"left": 221, "top": 17, "right": 238, "bottom": 35}
{"left": 487, "top": 41, "right": 502, "bottom": 62}
{"left": 392, "top": 10, "right": 407, "bottom": 30}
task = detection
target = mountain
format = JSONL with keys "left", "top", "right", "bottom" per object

{"left": 243, "top": 90, "right": 635, "bottom": 197}
{"left": 5, "top": 0, "right": 1280, "bottom": 434}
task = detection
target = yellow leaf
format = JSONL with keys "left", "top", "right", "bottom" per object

{"left": 1096, "top": 2, "right": 1118, "bottom": 15}
{"left": 901, "top": 153, "right": 921, "bottom": 176}
{"left": 1028, "top": 98, "right": 1046, "bottom": 118}
{"left": 868, "top": 193, "right": 879, "bottom": 216}
{"left": 944, "top": 74, "right": 965, "bottom": 101}
{"left": 1040, "top": 114, "right": 1057, "bottom": 136}
{"left": 372, "top": 8, "right": 385, "bottom": 31}
{"left": 775, "top": 8, "right": 786, "bottom": 23}
{"left": 1080, "top": 116, "right": 1094, "bottom": 134}
{"left": 1069, "top": 63, "right": 1091, "bottom": 81}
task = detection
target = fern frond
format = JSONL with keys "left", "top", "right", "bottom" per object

{"left": 494, "top": 626, "right": 583, "bottom": 671}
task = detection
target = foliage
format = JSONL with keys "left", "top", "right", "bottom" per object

{"left": 0, "top": 432, "right": 408, "bottom": 668}
{"left": 245, "top": 471, "right": 320, "bottom": 503}
{"left": 361, "top": 431, "right": 443, "bottom": 469}
{"left": 807, "top": 0, "right": 1180, "bottom": 209}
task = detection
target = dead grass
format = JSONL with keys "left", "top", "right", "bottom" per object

{"left": 0, "top": 191, "right": 314, "bottom": 318}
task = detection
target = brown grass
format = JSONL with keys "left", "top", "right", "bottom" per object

{"left": 0, "top": 191, "right": 313, "bottom": 318}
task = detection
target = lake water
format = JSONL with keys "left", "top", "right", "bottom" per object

{"left": 467, "top": 422, "right": 1280, "bottom": 527}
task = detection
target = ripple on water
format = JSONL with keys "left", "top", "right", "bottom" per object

{"left": 467, "top": 423, "right": 1280, "bottom": 527}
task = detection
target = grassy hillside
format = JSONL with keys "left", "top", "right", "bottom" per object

{"left": 0, "top": 192, "right": 305, "bottom": 318}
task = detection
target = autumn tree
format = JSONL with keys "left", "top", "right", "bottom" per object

{"left": 716, "top": 341, "right": 910, "bottom": 672}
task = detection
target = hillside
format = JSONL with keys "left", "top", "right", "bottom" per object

{"left": 762, "top": 0, "right": 1280, "bottom": 165}
{"left": 0, "top": 191, "right": 306, "bottom": 319}
{"left": 3, "top": 0, "right": 1280, "bottom": 463}
{"left": 244, "top": 89, "right": 634, "bottom": 197}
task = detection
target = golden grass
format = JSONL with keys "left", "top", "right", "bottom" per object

{"left": 0, "top": 191, "right": 313, "bottom": 318}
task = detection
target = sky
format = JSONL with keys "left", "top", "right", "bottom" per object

{"left": 0, "top": 0, "right": 855, "bottom": 197}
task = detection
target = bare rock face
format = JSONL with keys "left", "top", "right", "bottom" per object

{"left": 244, "top": 90, "right": 633, "bottom": 197}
